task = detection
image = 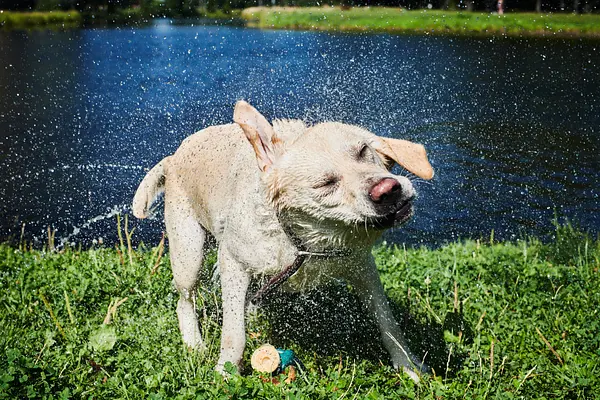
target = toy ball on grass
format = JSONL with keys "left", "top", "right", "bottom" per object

{"left": 251, "top": 344, "right": 280, "bottom": 373}
{"left": 251, "top": 344, "right": 299, "bottom": 374}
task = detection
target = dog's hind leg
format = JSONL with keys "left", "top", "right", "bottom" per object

{"left": 215, "top": 246, "right": 250, "bottom": 373}
{"left": 164, "top": 196, "right": 206, "bottom": 350}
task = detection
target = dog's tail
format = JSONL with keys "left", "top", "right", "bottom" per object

{"left": 132, "top": 158, "right": 168, "bottom": 219}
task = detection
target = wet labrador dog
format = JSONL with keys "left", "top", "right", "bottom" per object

{"left": 132, "top": 101, "right": 434, "bottom": 382}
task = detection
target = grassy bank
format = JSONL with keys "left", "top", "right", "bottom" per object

{"left": 241, "top": 7, "right": 600, "bottom": 37}
{"left": 0, "top": 10, "right": 82, "bottom": 30}
{"left": 1, "top": 222, "right": 599, "bottom": 398}
{"left": 3, "top": 7, "right": 598, "bottom": 36}
{"left": 0, "top": 9, "right": 149, "bottom": 30}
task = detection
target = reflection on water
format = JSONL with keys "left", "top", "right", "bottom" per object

{"left": 0, "top": 22, "right": 598, "bottom": 246}
{"left": 415, "top": 121, "right": 599, "bottom": 244}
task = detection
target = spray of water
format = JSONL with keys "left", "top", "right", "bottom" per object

{"left": 55, "top": 204, "right": 131, "bottom": 249}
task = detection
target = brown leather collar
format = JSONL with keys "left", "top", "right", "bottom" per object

{"left": 251, "top": 220, "right": 351, "bottom": 305}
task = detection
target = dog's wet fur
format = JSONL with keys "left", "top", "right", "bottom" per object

{"left": 133, "top": 101, "right": 434, "bottom": 382}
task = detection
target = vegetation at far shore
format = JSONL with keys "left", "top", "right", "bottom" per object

{"left": 1, "top": 218, "right": 599, "bottom": 398}
{"left": 0, "top": 8, "right": 241, "bottom": 31}
{"left": 0, "top": 10, "right": 82, "bottom": 30}
{"left": 2, "top": 6, "right": 600, "bottom": 37}
{"left": 241, "top": 6, "right": 600, "bottom": 37}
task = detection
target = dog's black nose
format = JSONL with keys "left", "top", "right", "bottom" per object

{"left": 369, "top": 178, "right": 402, "bottom": 205}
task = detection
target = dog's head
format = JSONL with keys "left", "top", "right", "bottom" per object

{"left": 234, "top": 101, "right": 433, "bottom": 247}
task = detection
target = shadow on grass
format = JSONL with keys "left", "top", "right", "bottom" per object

{"left": 260, "top": 283, "right": 472, "bottom": 378}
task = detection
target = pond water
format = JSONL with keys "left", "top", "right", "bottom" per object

{"left": 1, "top": 21, "right": 599, "bottom": 247}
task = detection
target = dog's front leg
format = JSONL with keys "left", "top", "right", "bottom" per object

{"left": 347, "top": 256, "right": 425, "bottom": 383}
{"left": 216, "top": 247, "right": 250, "bottom": 374}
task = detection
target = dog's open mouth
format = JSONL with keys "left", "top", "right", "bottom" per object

{"left": 368, "top": 201, "right": 414, "bottom": 229}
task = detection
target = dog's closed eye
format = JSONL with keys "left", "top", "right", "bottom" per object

{"left": 356, "top": 143, "right": 375, "bottom": 163}
{"left": 313, "top": 174, "right": 340, "bottom": 190}
{"left": 358, "top": 144, "right": 369, "bottom": 158}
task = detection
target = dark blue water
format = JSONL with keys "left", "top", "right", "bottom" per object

{"left": 1, "top": 21, "right": 599, "bottom": 247}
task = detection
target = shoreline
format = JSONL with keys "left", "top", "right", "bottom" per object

{"left": 241, "top": 7, "right": 600, "bottom": 39}
{"left": 244, "top": 20, "right": 600, "bottom": 40}
{"left": 2, "top": 7, "right": 600, "bottom": 39}
{"left": 0, "top": 10, "right": 82, "bottom": 30}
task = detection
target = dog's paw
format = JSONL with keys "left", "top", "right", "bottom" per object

{"left": 402, "top": 366, "right": 421, "bottom": 384}
{"left": 394, "top": 359, "right": 430, "bottom": 384}
{"left": 185, "top": 341, "right": 207, "bottom": 353}
{"left": 215, "top": 361, "right": 239, "bottom": 379}
{"left": 182, "top": 334, "right": 206, "bottom": 353}
{"left": 415, "top": 361, "right": 432, "bottom": 375}
{"left": 214, "top": 362, "right": 227, "bottom": 376}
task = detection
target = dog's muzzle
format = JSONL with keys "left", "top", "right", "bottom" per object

{"left": 367, "top": 199, "right": 414, "bottom": 229}
{"left": 368, "top": 178, "right": 414, "bottom": 229}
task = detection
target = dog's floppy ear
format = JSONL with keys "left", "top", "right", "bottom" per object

{"left": 234, "top": 100, "right": 282, "bottom": 172}
{"left": 374, "top": 137, "right": 434, "bottom": 180}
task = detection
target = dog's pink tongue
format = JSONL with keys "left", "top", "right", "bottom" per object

{"left": 369, "top": 178, "right": 400, "bottom": 203}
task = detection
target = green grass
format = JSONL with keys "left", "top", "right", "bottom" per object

{"left": 1, "top": 221, "right": 599, "bottom": 398}
{"left": 241, "top": 7, "right": 600, "bottom": 37}
{"left": 4, "top": 7, "right": 597, "bottom": 36}
{"left": 0, "top": 10, "right": 82, "bottom": 30}
{"left": 198, "top": 9, "right": 243, "bottom": 19}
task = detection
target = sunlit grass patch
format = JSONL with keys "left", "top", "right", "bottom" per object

{"left": 1, "top": 220, "right": 599, "bottom": 398}
{"left": 0, "top": 10, "right": 82, "bottom": 30}
{"left": 241, "top": 7, "right": 600, "bottom": 37}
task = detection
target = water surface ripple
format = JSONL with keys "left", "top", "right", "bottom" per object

{"left": 1, "top": 22, "right": 598, "bottom": 246}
